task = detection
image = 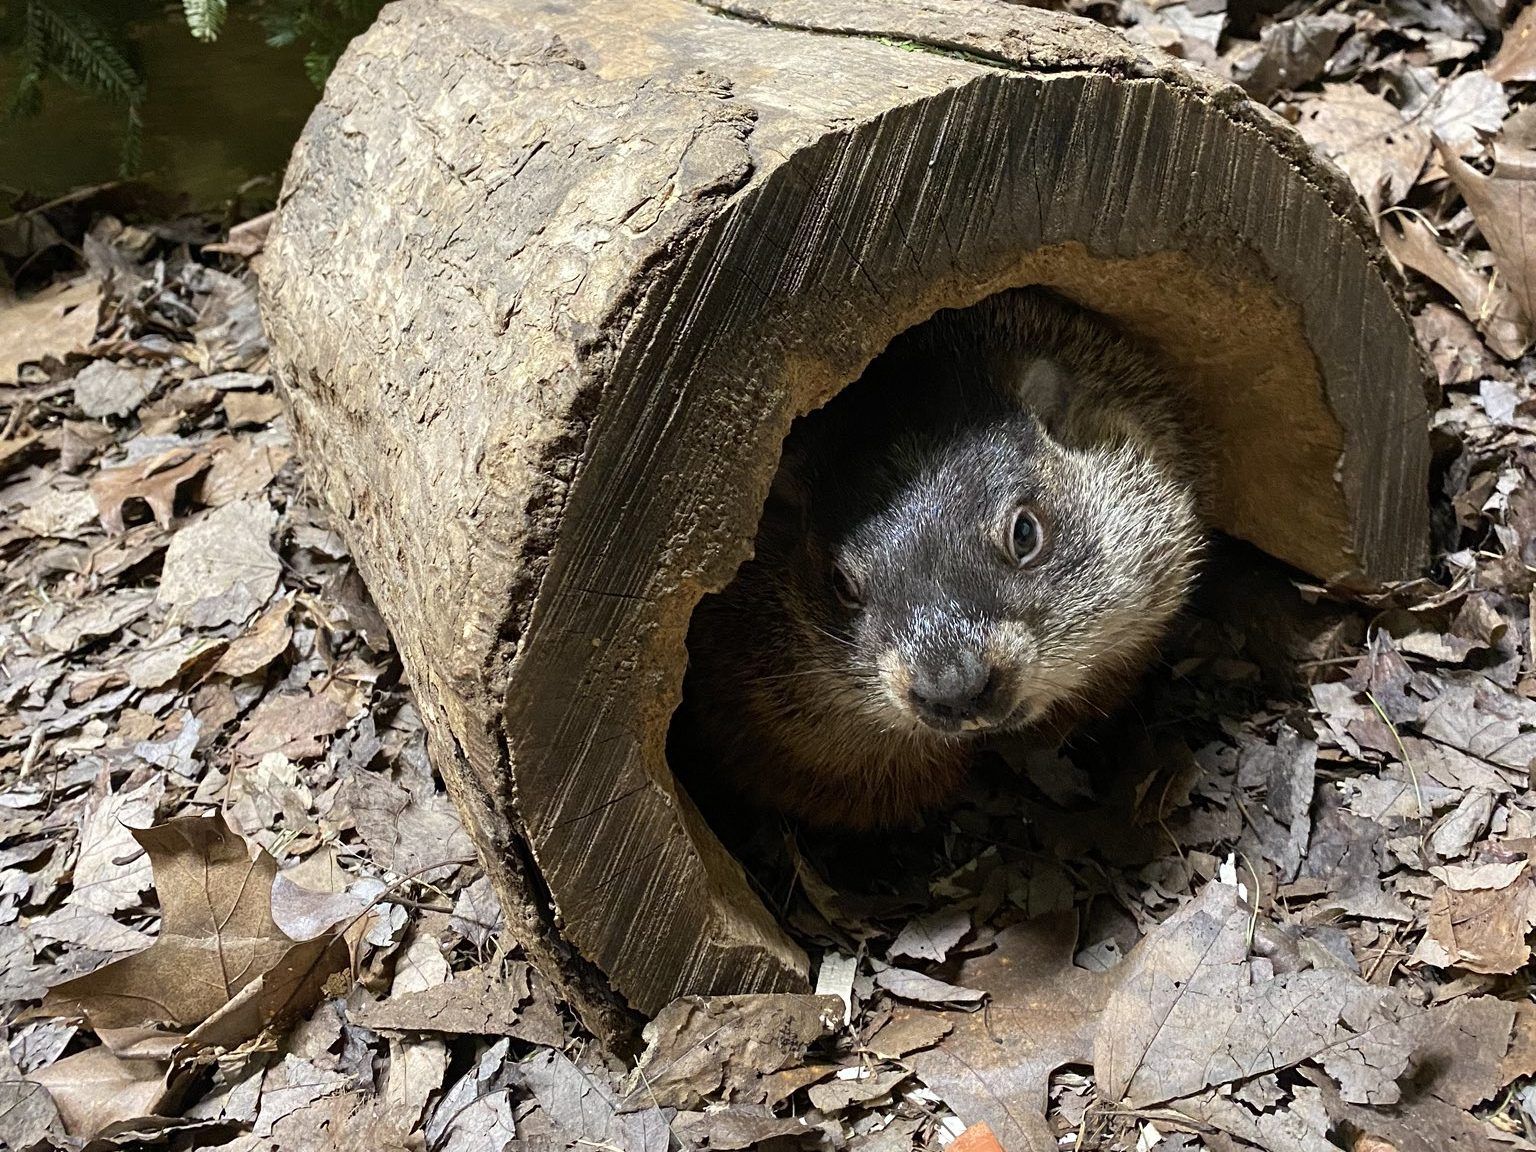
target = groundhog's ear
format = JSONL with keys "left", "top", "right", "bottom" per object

{"left": 764, "top": 443, "right": 812, "bottom": 522}
{"left": 1013, "top": 355, "right": 1074, "bottom": 434}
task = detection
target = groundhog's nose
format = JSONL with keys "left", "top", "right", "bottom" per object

{"left": 907, "top": 653, "right": 997, "bottom": 728}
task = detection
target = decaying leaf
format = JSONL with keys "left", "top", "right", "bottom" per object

{"left": 1383, "top": 212, "right": 1532, "bottom": 358}
{"left": 1439, "top": 141, "right": 1536, "bottom": 327}
{"left": 156, "top": 499, "right": 281, "bottom": 627}
{"left": 71, "top": 360, "right": 162, "bottom": 419}
{"left": 914, "top": 913, "right": 1109, "bottom": 1152}
{"left": 1294, "top": 85, "right": 1429, "bottom": 215}
{"left": 621, "top": 994, "right": 844, "bottom": 1111}
{"left": 0, "top": 276, "right": 100, "bottom": 382}
{"left": 1416, "top": 871, "right": 1536, "bottom": 972}
{"left": 1490, "top": 2, "right": 1536, "bottom": 82}
{"left": 350, "top": 963, "right": 565, "bottom": 1047}
{"left": 1096, "top": 884, "right": 1414, "bottom": 1109}
{"left": 90, "top": 447, "right": 209, "bottom": 533}
{"left": 43, "top": 813, "right": 348, "bottom": 1042}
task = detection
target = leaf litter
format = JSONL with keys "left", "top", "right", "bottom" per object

{"left": 5, "top": 3, "right": 1536, "bottom": 1148}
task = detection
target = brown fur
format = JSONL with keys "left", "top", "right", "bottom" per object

{"left": 678, "top": 289, "right": 1207, "bottom": 829}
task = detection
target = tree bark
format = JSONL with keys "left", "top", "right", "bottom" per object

{"left": 259, "top": 0, "right": 1430, "bottom": 1041}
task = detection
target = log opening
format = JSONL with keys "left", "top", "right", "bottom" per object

{"left": 262, "top": 0, "right": 1431, "bottom": 1037}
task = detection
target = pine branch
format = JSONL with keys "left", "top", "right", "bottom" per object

{"left": 182, "top": 0, "right": 228, "bottom": 42}
{"left": 29, "top": 0, "right": 145, "bottom": 108}
{"left": 7, "top": 1, "right": 46, "bottom": 119}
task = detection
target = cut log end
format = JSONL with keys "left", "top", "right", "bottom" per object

{"left": 262, "top": 0, "right": 1430, "bottom": 1037}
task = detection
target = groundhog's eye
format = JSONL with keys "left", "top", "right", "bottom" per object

{"left": 831, "top": 562, "right": 864, "bottom": 609}
{"left": 1007, "top": 506, "right": 1049, "bottom": 567}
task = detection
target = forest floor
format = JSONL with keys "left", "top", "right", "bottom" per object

{"left": 3, "top": 1, "right": 1536, "bottom": 1150}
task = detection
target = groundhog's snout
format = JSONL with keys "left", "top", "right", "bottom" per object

{"left": 892, "top": 649, "right": 1006, "bottom": 733}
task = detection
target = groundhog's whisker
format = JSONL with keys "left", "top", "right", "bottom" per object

{"left": 678, "top": 287, "right": 1204, "bottom": 828}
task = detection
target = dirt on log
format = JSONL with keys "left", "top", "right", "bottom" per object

{"left": 258, "top": 0, "right": 1431, "bottom": 1039}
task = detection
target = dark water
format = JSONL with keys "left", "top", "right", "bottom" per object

{"left": 0, "top": 11, "right": 320, "bottom": 207}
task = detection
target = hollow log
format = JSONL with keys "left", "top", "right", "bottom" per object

{"left": 259, "top": 0, "right": 1431, "bottom": 1038}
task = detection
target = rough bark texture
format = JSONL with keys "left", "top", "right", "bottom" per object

{"left": 259, "top": 0, "right": 1431, "bottom": 1038}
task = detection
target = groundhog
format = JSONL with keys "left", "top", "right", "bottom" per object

{"left": 678, "top": 288, "right": 1207, "bottom": 829}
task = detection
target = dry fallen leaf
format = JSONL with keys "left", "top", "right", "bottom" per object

{"left": 1382, "top": 213, "right": 1532, "bottom": 359}
{"left": 123, "top": 630, "right": 227, "bottom": 691}
{"left": 235, "top": 688, "right": 352, "bottom": 762}
{"left": 65, "top": 772, "right": 164, "bottom": 917}
{"left": 200, "top": 437, "right": 291, "bottom": 507}
{"left": 0, "top": 429, "right": 43, "bottom": 479}
{"left": 1439, "top": 141, "right": 1536, "bottom": 328}
{"left": 951, "top": 1121, "right": 1007, "bottom": 1152}
{"left": 0, "top": 276, "right": 100, "bottom": 383}
{"left": 1229, "top": 14, "right": 1351, "bottom": 100}
{"left": 1313, "top": 998, "right": 1523, "bottom": 1152}
{"left": 43, "top": 813, "right": 348, "bottom": 1037}
{"left": 17, "top": 486, "right": 99, "bottom": 539}
{"left": 29, "top": 905, "right": 156, "bottom": 957}
{"left": 71, "top": 361, "right": 162, "bottom": 419}
{"left": 26, "top": 1044, "right": 166, "bottom": 1140}
{"left": 0, "top": 1041, "right": 64, "bottom": 1148}
{"left": 1489, "top": 3, "right": 1536, "bottom": 82}
{"left": 350, "top": 963, "right": 565, "bottom": 1047}
{"left": 1422, "top": 71, "right": 1508, "bottom": 155}
{"left": 913, "top": 913, "right": 1108, "bottom": 1152}
{"left": 874, "top": 964, "right": 987, "bottom": 1006}
{"left": 889, "top": 906, "right": 971, "bottom": 963}
{"left": 222, "top": 391, "right": 285, "bottom": 429}
{"left": 620, "top": 994, "right": 844, "bottom": 1111}
{"left": 157, "top": 499, "right": 281, "bottom": 627}
{"left": 42, "top": 589, "right": 155, "bottom": 654}
{"left": 670, "top": 1109, "right": 814, "bottom": 1149}
{"left": 215, "top": 594, "right": 294, "bottom": 677}
{"left": 343, "top": 763, "right": 474, "bottom": 881}
{"left": 867, "top": 1005, "right": 954, "bottom": 1059}
{"left": 807, "top": 1067, "right": 907, "bottom": 1112}
{"left": 1096, "top": 883, "right": 1414, "bottom": 1109}
{"left": 1295, "top": 85, "right": 1429, "bottom": 215}
{"left": 90, "top": 447, "right": 209, "bottom": 534}
{"left": 1416, "top": 873, "right": 1536, "bottom": 972}
{"left": 517, "top": 1049, "right": 670, "bottom": 1152}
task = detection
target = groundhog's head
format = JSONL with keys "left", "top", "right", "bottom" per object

{"left": 766, "top": 343, "right": 1204, "bottom": 746}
